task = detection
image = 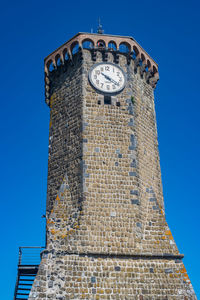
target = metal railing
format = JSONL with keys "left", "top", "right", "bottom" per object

{"left": 18, "top": 246, "right": 45, "bottom": 266}
{"left": 14, "top": 246, "right": 45, "bottom": 300}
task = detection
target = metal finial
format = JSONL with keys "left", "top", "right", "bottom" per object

{"left": 97, "top": 18, "right": 104, "bottom": 34}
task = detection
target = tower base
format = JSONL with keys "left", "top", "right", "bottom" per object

{"left": 29, "top": 252, "right": 196, "bottom": 299}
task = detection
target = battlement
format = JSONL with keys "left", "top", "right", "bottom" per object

{"left": 44, "top": 32, "right": 158, "bottom": 72}
{"left": 44, "top": 33, "right": 159, "bottom": 105}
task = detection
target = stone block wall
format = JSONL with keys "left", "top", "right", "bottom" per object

{"left": 29, "top": 254, "right": 195, "bottom": 299}
{"left": 45, "top": 53, "right": 83, "bottom": 250}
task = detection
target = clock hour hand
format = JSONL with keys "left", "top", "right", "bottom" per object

{"left": 101, "top": 73, "right": 119, "bottom": 86}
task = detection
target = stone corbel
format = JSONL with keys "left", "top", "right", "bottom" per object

{"left": 79, "top": 48, "right": 83, "bottom": 61}
{"left": 149, "top": 73, "right": 159, "bottom": 88}
{"left": 134, "top": 57, "right": 140, "bottom": 73}
{"left": 145, "top": 70, "right": 154, "bottom": 83}
{"left": 91, "top": 49, "right": 97, "bottom": 61}
{"left": 102, "top": 50, "right": 108, "bottom": 62}
{"left": 59, "top": 53, "right": 65, "bottom": 65}
{"left": 69, "top": 54, "right": 74, "bottom": 66}
{"left": 45, "top": 94, "right": 50, "bottom": 106}
{"left": 45, "top": 74, "right": 50, "bottom": 106}
{"left": 139, "top": 63, "right": 147, "bottom": 78}
{"left": 126, "top": 54, "right": 131, "bottom": 65}
{"left": 113, "top": 51, "right": 119, "bottom": 64}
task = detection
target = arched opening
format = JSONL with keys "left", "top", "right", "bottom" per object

{"left": 82, "top": 39, "right": 94, "bottom": 49}
{"left": 133, "top": 46, "right": 139, "bottom": 58}
{"left": 63, "top": 49, "right": 69, "bottom": 61}
{"left": 71, "top": 41, "right": 80, "bottom": 55}
{"left": 108, "top": 41, "right": 117, "bottom": 51}
{"left": 55, "top": 54, "right": 61, "bottom": 67}
{"left": 140, "top": 53, "right": 146, "bottom": 68}
{"left": 119, "top": 42, "right": 130, "bottom": 53}
{"left": 153, "top": 66, "right": 158, "bottom": 74}
{"left": 141, "top": 53, "right": 146, "bottom": 63}
{"left": 47, "top": 60, "right": 55, "bottom": 72}
{"left": 146, "top": 60, "right": 151, "bottom": 72}
{"left": 97, "top": 40, "right": 105, "bottom": 48}
{"left": 132, "top": 49, "right": 137, "bottom": 59}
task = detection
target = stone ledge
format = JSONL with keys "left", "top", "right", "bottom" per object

{"left": 41, "top": 249, "right": 184, "bottom": 261}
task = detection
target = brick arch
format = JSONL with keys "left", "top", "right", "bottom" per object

{"left": 46, "top": 59, "right": 55, "bottom": 73}
{"left": 55, "top": 53, "right": 62, "bottom": 67}
{"left": 82, "top": 38, "right": 94, "bottom": 49}
{"left": 133, "top": 45, "right": 139, "bottom": 57}
{"left": 153, "top": 65, "right": 158, "bottom": 74}
{"left": 63, "top": 48, "right": 70, "bottom": 61}
{"left": 119, "top": 41, "right": 131, "bottom": 53}
{"left": 141, "top": 53, "right": 146, "bottom": 64}
{"left": 108, "top": 40, "right": 117, "bottom": 51}
{"left": 97, "top": 39, "right": 106, "bottom": 48}
{"left": 70, "top": 41, "right": 80, "bottom": 56}
{"left": 147, "top": 59, "right": 151, "bottom": 69}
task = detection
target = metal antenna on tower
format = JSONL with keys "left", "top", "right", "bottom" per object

{"left": 97, "top": 18, "right": 104, "bottom": 34}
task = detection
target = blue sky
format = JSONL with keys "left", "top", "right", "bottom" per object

{"left": 0, "top": 0, "right": 199, "bottom": 298}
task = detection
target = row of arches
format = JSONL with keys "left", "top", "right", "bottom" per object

{"left": 45, "top": 36, "right": 158, "bottom": 75}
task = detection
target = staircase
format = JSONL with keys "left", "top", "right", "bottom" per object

{"left": 14, "top": 247, "right": 44, "bottom": 300}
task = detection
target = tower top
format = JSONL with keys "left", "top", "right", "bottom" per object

{"left": 44, "top": 32, "right": 158, "bottom": 75}
{"left": 97, "top": 18, "right": 104, "bottom": 34}
{"left": 44, "top": 32, "right": 160, "bottom": 105}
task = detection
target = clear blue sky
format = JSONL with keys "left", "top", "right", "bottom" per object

{"left": 0, "top": 0, "right": 199, "bottom": 298}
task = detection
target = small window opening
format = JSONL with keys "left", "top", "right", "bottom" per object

{"left": 116, "top": 102, "right": 120, "bottom": 107}
{"left": 104, "top": 96, "right": 111, "bottom": 105}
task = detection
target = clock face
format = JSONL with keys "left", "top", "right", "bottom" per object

{"left": 88, "top": 62, "right": 126, "bottom": 94}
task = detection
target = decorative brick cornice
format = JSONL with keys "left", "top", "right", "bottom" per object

{"left": 44, "top": 32, "right": 160, "bottom": 104}
{"left": 45, "top": 32, "right": 158, "bottom": 73}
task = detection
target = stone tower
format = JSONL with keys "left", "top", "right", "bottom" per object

{"left": 29, "top": 32, "right": 196, "bottom": 299}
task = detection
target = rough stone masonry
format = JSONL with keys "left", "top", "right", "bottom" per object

{"left": 28, "top": 33, "right": 197, "bottom": 299}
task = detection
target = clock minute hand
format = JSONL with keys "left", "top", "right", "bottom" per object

{"left": 101, "top": 73, "right": 119, "bottom": 86}
{"left": 101, "top": 72, "right": 111, "bottom": 81}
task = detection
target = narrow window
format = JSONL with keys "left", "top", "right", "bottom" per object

{"left": 104, "top": 96, "right": 111, "bottom": 105}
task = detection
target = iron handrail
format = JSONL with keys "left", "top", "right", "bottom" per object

{"left": 18, "top": 246, "right": 45, "bottom": 266}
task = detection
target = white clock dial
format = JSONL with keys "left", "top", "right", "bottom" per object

{"left": 89, "top": 62, "right": 126, "bottom": 94}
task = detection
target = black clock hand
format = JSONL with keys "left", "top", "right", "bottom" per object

{"left": 101, "top": 72, "right": 111, "bottom": 81}
{"left": 101, "top": 73, "right": 119, "bottom": 86}
{"left": 110, "top": 78, "right": 119, "bottom": 86}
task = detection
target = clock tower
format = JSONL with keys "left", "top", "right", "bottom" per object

{"left": 29, "top": 32, "right": 196, "bottom": 299}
